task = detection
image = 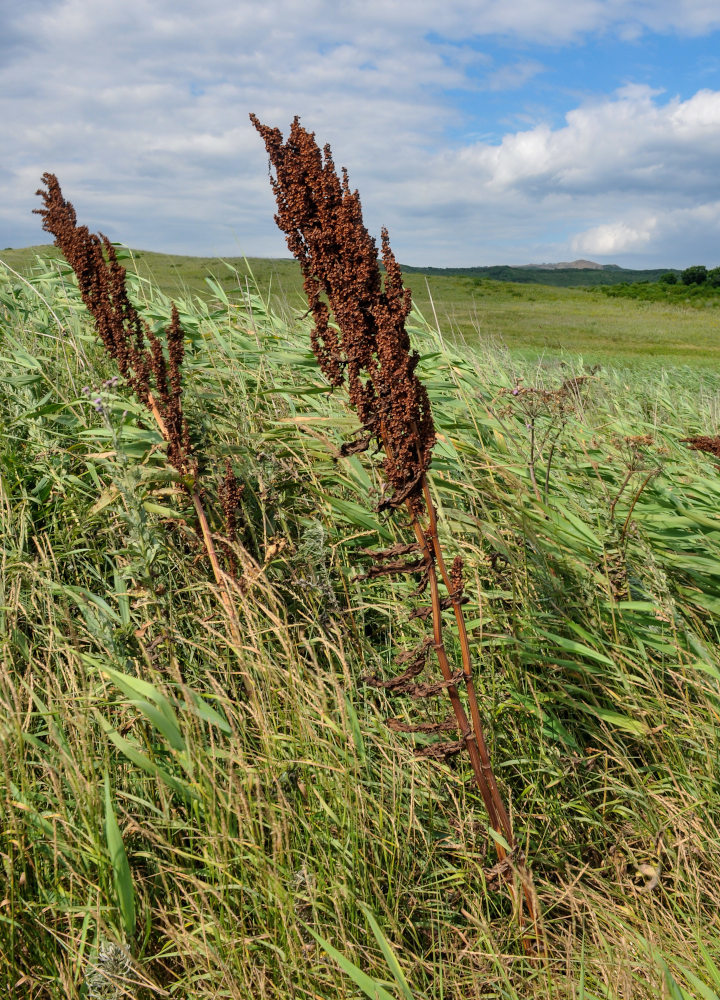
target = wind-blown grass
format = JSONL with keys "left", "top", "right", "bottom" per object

{"left": 4, "top": 244, "right": 720, "bottom": 366}
{"left": 2, "top": 256, "right": 720, "bottom": 998}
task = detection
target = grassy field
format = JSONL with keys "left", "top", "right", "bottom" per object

{"left": 2, "top": 253, "right": 720, "bottom": 998}
{"left": 3, "top": 244, "right": 720, "bottom": 366}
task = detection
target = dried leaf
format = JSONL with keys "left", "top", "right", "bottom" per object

{"left": 414, "top": 739, "right": 466, "bottom": 760}
{"left": 385, "top": 716, "right": 457, "bottom": 734}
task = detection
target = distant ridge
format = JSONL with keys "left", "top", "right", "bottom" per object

{"left": 398, "top": 261, "right": 679, "bottom": 288}
{"left": 522, "top": 259, "right": 607, "bottom": 271}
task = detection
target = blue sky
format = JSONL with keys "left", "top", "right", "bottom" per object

{"left": 3, "top": 0, "right": 720, "bottom": 267}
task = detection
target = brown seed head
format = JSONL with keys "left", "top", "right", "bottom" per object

{"left": 681, "top": 435, "right": 720, "bottom": 459}
{"left": 34, "top": 173, "right": 193, "bottom": 478}
{"left": 250, "top": 115, "right": 435, "bottom": 510}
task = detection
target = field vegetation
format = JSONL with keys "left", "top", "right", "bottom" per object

{"left": 397, "top": 263, "right": 681, "bottom": 288}
{"left": 3, "top": 245, "right": 720, "bottom": 366}
{"left": 2, "top": 150, "right": 720, "bottom": 997}
{"left": 3, "top": 244, "right": 720, "bottom": 997}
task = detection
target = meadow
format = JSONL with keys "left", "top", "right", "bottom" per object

{"left": 4, "top": 244, "right": 720, "bottom": 366}
{"left": 2, "top": 243, "right": 720, "bottom": 999}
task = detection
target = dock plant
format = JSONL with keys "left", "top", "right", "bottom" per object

{"left": 34, "top": 173, "right": 245, "bottom": 634}
{"left": 251, "top": 114, "right": 537, "bottom": 936}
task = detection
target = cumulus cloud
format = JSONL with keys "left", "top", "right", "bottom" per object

{"left": 453, "top": 85, "right": 720, "bottom": 198}
{"left": 391, "top": 84, "right": 720, "bottom": 265}
{"left": 572, "top": 219, "right": 659, "bottom": 255}
{"left": 573, "top": 202, "right": 720, "bottom": 260}
{"left": 2, "top": 0, "right": 720, "bottom": 265}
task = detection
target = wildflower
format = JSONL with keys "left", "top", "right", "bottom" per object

{"left": 84, "top": 940, "right": 133, "bottom": 999}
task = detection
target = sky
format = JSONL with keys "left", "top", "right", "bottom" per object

{"left": 3, "top": 0, "right": 720, "bottom": 268}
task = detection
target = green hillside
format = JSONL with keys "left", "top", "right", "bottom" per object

{"left": 2, "top": 245, "right": 719, "bottom": 365}
{"left": 398, "top": 262, "right": 681, "bottom": 287}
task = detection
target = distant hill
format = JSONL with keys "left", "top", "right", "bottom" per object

{"left": 399, "top": 261, "right": 679, "bottom": 287}
{"left": 2, "top": 244, "right": 680, "bottom": 290}
{"left": 520, "top": 259, "right": 608, "bottom": 270}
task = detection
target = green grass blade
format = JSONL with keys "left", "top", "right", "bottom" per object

{"left": 357, "top": 901, "right": 416, "bottom": 1000}
{"left": 104, "top": 771, "right": 135, "bottom": 938}
{"left": 306, "top": 926, "right": 397, "bottom": 1000}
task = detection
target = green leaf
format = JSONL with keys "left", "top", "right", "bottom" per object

{"left": 95, "top": 712, "right": 199, "bottom": 802}
{"left": 663, "top": 964, "right": 693, "bottom": 1000}
{"left": 53, "top": 584, "right": 122, "bottom": 625}
{"left": 131, "top": 698, "right": 187, "bottom": 752}
{"left": 326, "top": 496, "right": 393, "bottom": 540}
{"left": 204, "top": 275, "right": 229, "bottom": 305}
{"left": 538, "top": 630, "right": 615, "bottom": 666}
{"left": 344, "top": 695, "right": 366, "bottom": 763}
{"left": 487, "top": 826, "right": 512, "bottom": 853}
{"left": 305, "top": 927, "right": 397, "bottom": 1000}
{"left": 576, "top": 704, "right": 649, "bottom": 736}
{"left": 104, "top": 772, "right": 135, "bottom": 938}
{"left": 100, "top": 666, "right": 180, "bottom": 734}
{"left": 677, "top": 967, "right": 720, "bottom": 1000}
{"left": 699, "top": 943, "right": 720, "bottom": 990}
{"left": 114, "top": 571, "right": 131, "bottom": 627}
{"left": 142, "top": 501, "right": 186, "bottom": 518}
{"left": 357, "top": 902, "right": 415, "bottom": 1000}
{"left": 181, "top": 691, "right": 232, "bottom": 734}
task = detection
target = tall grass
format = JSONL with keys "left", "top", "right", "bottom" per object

{"left": 2, "top": 254, "right": 720, "bottom": 998}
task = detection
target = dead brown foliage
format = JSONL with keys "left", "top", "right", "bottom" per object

{"left": 682, "top": 435, "right": 720, "bottom": 459}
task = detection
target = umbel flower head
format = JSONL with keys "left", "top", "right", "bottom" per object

{"left": 251, "top": 115, "right": 435, "bottom": 511}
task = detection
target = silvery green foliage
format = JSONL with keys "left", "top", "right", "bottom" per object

{"left": 84, "top": 942, "right": 134, "bottom": 999}
{"left": 296, "top": 519, "right": 339, "bottom": 617}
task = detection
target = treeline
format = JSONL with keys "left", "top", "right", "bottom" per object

{"left": 399, "top": 263, "right": 681, "bottom": 287}
{"left": 596, "top": 263, "right": 720, "bottom": 304}
{"left": 659, "top": 264, "right": 720, "bottom": 287}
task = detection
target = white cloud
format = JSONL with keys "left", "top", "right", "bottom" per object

{"left": 574, "top": 202, "right": 720, "bottom": 259}
{"left": 572, "top": 219, "right": 659, "bottom": 255}
{"left": 484, "top": 60, "right": 546, "bottom": 92}
{"left": 2, "top": 1, "right": 720, "bottom": 266}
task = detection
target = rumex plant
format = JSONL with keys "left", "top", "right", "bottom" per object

{"left": 251, "top": 114, "right": 537, "bottom": 935}
{"left": 34, "top": 174, "right": 244, "bottom": 629}
{"left": 682, "top": 434, "right": 720, "bottom": 459}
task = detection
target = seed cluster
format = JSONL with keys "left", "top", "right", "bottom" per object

{"left": 34, "top": 173, "right": 193, "bottom": 478}
{"left": 250, "top": 115, "right": 435, "bottom": 510}
{"left": 218, "top": 457, "right": 245, "bottom": 576}
{"left": 682, "top": 434, "right": 720, "bottom": 459}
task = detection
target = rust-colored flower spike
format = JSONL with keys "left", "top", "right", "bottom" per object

{"left": 682, "top": 435, "right": 720, "bottom": 459}
{"left": 33, "top": 173, "right": 247, "bottom": 646}
{"left": 252, "top": 116, "right": 538, "bottom": 945}
{"left": 218, "top": 458, "right": 245, "bottom": 577}
{"left": 250, "top": 114, "right": 435, "bottom": 512}
{"left": 34, "top": 173, "right": 193, "bottom": 478}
